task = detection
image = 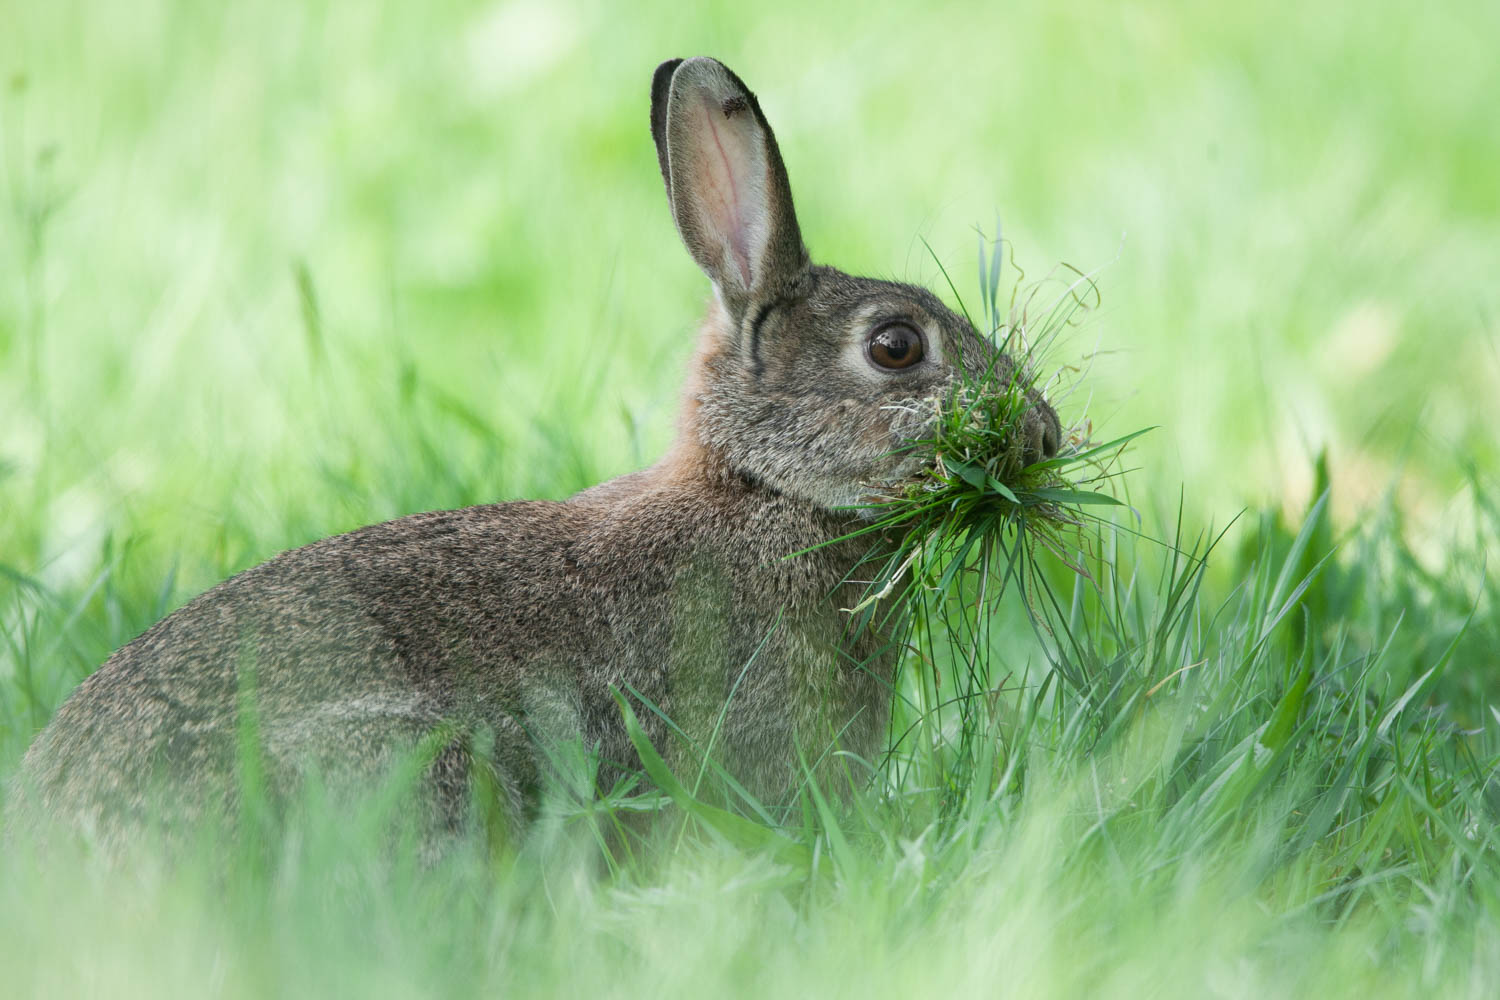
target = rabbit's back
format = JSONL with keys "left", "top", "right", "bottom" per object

{"left": 17, "top": 501, "right": 585, "bottom": 836}
{"left": 17, "top": 469, "right": 890, "bottom": 841}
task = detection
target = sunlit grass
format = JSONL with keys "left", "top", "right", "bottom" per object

{"left": 6, "top": 481, "right": 1500, "bottom": 998}
{"left": 3, "top": 0, "right": 1500, "bottom": 996}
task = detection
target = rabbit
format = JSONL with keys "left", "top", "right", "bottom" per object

{"left": 14, "top": 57, "right": 1061, "bottom": 848}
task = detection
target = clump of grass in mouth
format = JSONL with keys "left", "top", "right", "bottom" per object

{"left": 831, "top": 229, "right": 1150, "bottom": 616}
{"left": 855, "top": 364, "right": 1145, "bottom": 605}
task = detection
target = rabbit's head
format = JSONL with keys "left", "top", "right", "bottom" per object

{"left": 652, "top": 58, "right": 1061, "bottom": 512}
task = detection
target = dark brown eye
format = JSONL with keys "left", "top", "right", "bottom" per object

{"left": 867, "top": 323, "right": 925, "bottom": 370}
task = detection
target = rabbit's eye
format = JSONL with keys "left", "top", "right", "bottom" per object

{"left": 867, "top": 323, "right": 925, "bottom": 371}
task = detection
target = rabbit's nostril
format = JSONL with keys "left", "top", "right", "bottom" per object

{"left": 1026, "top": 398, "right": 1062, "bottom": 460}
{"left": 1042, "top": 419, "right": 1060, "bottom": 458}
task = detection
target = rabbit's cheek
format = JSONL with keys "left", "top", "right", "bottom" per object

{"left": 857, "top": 423, "right": 929, "bottom": 487}
{"left": 883, "top": 396, "right": 941, "bottom": 447}
{"left": 858, "top": 417, "right": 897, "bottom": 454}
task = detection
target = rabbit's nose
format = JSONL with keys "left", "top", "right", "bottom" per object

{"left": 1040, "top": 405, "right": 1061, "bottom": 458}
{"left": 1027, "top": 398, "right": 1061, "bottom": 461}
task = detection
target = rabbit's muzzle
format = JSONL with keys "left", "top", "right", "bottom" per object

{"left": 1021, "top": 393, "right": 1063, "bottom": 464}
{"left": 880, "top": 386, "right": 1061, "bottom": 484}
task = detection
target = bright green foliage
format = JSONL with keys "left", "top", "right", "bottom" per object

{"left": 3, "top": 0, "right": 1500, "bottom": 997}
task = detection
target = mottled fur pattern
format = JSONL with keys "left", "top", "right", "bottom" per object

{"left": 16, "top": 58, "right": 1060, "bottom": 848}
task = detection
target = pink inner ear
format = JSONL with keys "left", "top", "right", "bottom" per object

{"left": 686, "top": 93, "right": 767, "bottom": 291}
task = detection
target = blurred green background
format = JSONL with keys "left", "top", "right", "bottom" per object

{"left": 4, "top": 4, "right": 1500, "bottom": 996}
{"left": 2, "top": 0, "right": 1498, "bottom": 714}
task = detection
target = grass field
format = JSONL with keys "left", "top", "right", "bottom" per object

{"left": 3, "top": 0, "right": 1500, "bottom": 996}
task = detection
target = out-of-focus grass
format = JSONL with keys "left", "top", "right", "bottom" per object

{"left": 4, "top": 488, "right": 1499, "bottom": 1000}
{"left": 3, "top": 1, "right": 1499, "bottom": 997}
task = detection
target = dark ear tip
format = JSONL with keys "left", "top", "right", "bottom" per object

{"left": 649, "top": 59, "right": 686, "bottom": 188}
{"left": 652, "top": 59, "right": 685, "bottom": 95}
{"left": 650, "top": 59, "right": 685, "bottom": 130}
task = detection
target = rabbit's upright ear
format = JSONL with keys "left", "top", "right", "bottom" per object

{"left": 651, "top": 58, "right": 809, "bottom": 321}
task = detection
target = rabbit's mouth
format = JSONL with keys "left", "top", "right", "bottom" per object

{"left": 856, "top": 384, "right": 1063, "bottom": 512}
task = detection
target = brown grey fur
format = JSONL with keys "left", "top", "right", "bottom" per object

{"left": 15, "top": 58, "right": 1060, "bottom": 846}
